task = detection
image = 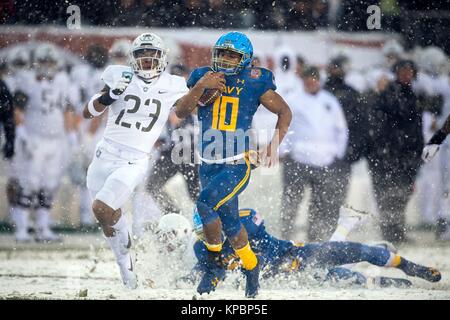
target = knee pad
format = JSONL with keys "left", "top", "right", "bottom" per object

{"left": 37, "top": 189, "right": 54, "bottom": 209}
{"left": 6, "top": 178, "right": 21, "bottom": 206}
{"left": 95, "top": 179, "right": 132, "bottom": 211}
{"left": 221, "top": 217, "right": 242, "bottom": 239}
{"left": 197, "top": 188, "right": 221, "bottom": 209}
{"left": 196, "top": 200, "right": 220, "bottom": 225}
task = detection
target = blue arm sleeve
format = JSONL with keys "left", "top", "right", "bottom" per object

{"left": 186, "top": 67, "right": 210, "bottom": 89}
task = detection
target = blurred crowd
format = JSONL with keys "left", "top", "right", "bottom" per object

{"left": 0, "top": 35, "right": 449, "bottom": 246}
{"left": 0, "top": 0, "right": 421, "bottom": 31}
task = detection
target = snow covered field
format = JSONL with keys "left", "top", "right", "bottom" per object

{"left": 0, "top": 234, "right": 449, "bottom": 300}
{"left": 0, "top": 161, "right": 449, "bottom": 300}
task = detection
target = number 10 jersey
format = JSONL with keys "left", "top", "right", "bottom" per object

{"left": 101, "top": 65, "right": 189, "bottom": 154}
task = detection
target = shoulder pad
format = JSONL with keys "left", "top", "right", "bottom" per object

{"left": 247, "top": 67, "right": 273, "bottom": 80}
{"left": 160, "top": 73, "right": 188, "bottom": 93}
{"left": 193, "top": 66, "right": 212, "bottom": 77}
{"left": 101, "top": 65, "right": 133, "bottom": 88}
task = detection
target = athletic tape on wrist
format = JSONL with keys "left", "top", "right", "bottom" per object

{"left": 109, "top": 89, "right": 120, "bottom": 100}
{"left": 88, "top": 93, "right": 104, "bottom": 117}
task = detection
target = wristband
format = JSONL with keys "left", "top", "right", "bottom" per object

{"left": 109, "top": 89, "right": 120, "bottom": 100}
{"left": 88, "top": 93, "right": 104, "bottom": 117}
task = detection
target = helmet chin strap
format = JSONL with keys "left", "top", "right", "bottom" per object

{"left": 138, "top": 75, "right": 156, "bottom": 84}
{"left": 133, "top": 59, "right": 166, "bottom": 84}
{"left": 134, "top": 69, "right": 160, "bottom": 84}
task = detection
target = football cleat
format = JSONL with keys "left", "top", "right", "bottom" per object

{"left": 242, "top": 260, "right": 260, "bottom": 298}
{"left": 398, "top": 258, "right": 441, "bottom": 283}
{"left": 35, "top": 228, "right": 62, "bottom": 243}
{"left": 196, "top": 267, "right": 226, "bottom": 295}
{"left": 118, "top": 255, "right": 138, "bottom": 289}
{"left": 15, "top": 230, "right": 33, "bottom": 243}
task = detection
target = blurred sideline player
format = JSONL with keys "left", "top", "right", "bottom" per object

{"left": 4, "top": 46, "right": 33, "bottom": 236}
{"left": 422, "top": 109, "right": 450, "bottom": 239}
{"left": 414, "top": 47, "right": 450, "bottom": 237}
{"left": 190, "top": 207, "right": 441, "bottom": 295}
{"left": 70, "top": 44, "right": 109, "bottom": 229}
{"left": 0, "top": 61, "right": 15, "bottom": 160}
{"left": 83, "top": 33, "right": 188, "bottom": 288}
{"left": 10, "top": 43, "right": 78, "bottom": 242}
{"left": 3, "top": 46, "right": 34, "bottom": 94}
{"left": 365, "top": 39, "right": 404, "bottom": 92}
{"left": 174, "top": 31, "right": 292, "bottom": 297}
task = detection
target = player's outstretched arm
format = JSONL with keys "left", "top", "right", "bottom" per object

{"left": 259, "top": 89, "right": 292, "bottom": 167}
{"left": 422, "top": 112, "right": 450, "bottom": 162}
{"left": 174, "top": 71, "right": 225, "bottom": 118}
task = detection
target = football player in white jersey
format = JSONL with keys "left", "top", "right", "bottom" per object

{"left": 11, "top": 43, "right": 77, "bottom": 242}
{"left": 3, "top": 45, "right": 34, "bottom": 241}
{"left": 83, "top": 33, "right": 188, "bottom": 289}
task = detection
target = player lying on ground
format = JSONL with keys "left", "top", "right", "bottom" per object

{"left": 422, "top": 112, "right": 450, "bottom": 162}
{"left": 189, "top": 207, "right": 441, "bottom": 295}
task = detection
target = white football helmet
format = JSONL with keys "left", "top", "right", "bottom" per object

{"left": 418, "top": 46, "right": 448, "bottom": 76}
{"left": 382, "top": 39, "right": 404, "bottom": 57}
{"left": 382, "top": 39, "right": 404, "bottom": 68}
{"left": 34, "top": 43, "right": 60, "bottom": 78}
{"left": 7, "top": 46, "right": 30, "bottom": 71}
{"left": 129, "top": 33, "right": 168, "bottom": 83}
{"left": 109, "top": 39, "right": 132, "bottom": 65}
{"left": 156, "top": 214, "right": 192, "bottom": 252}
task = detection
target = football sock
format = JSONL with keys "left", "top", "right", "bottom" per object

{"left": 235, "top": 242, "right": 258, "bottom": 271}
{"left": 205, "top": 242, "right": 223, "bottom": 252}
{"left": 35, "top": 208, "right": 51, "bottom": 232}
{"left": 11, "top": 206, "right": 29, "bottom": 234}
{"left": 385, "top": 252, "right": 401, "bottom": 267}
{"left": 105, "top": 214, "right": 132, "bottom": 265}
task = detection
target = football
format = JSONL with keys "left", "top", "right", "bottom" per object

{"left": 198, "top": 88, "right": 222, "bottom": 107}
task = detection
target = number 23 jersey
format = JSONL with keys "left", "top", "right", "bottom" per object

{"left": 101, "top": 65, "right": 188, "bottom": 154}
